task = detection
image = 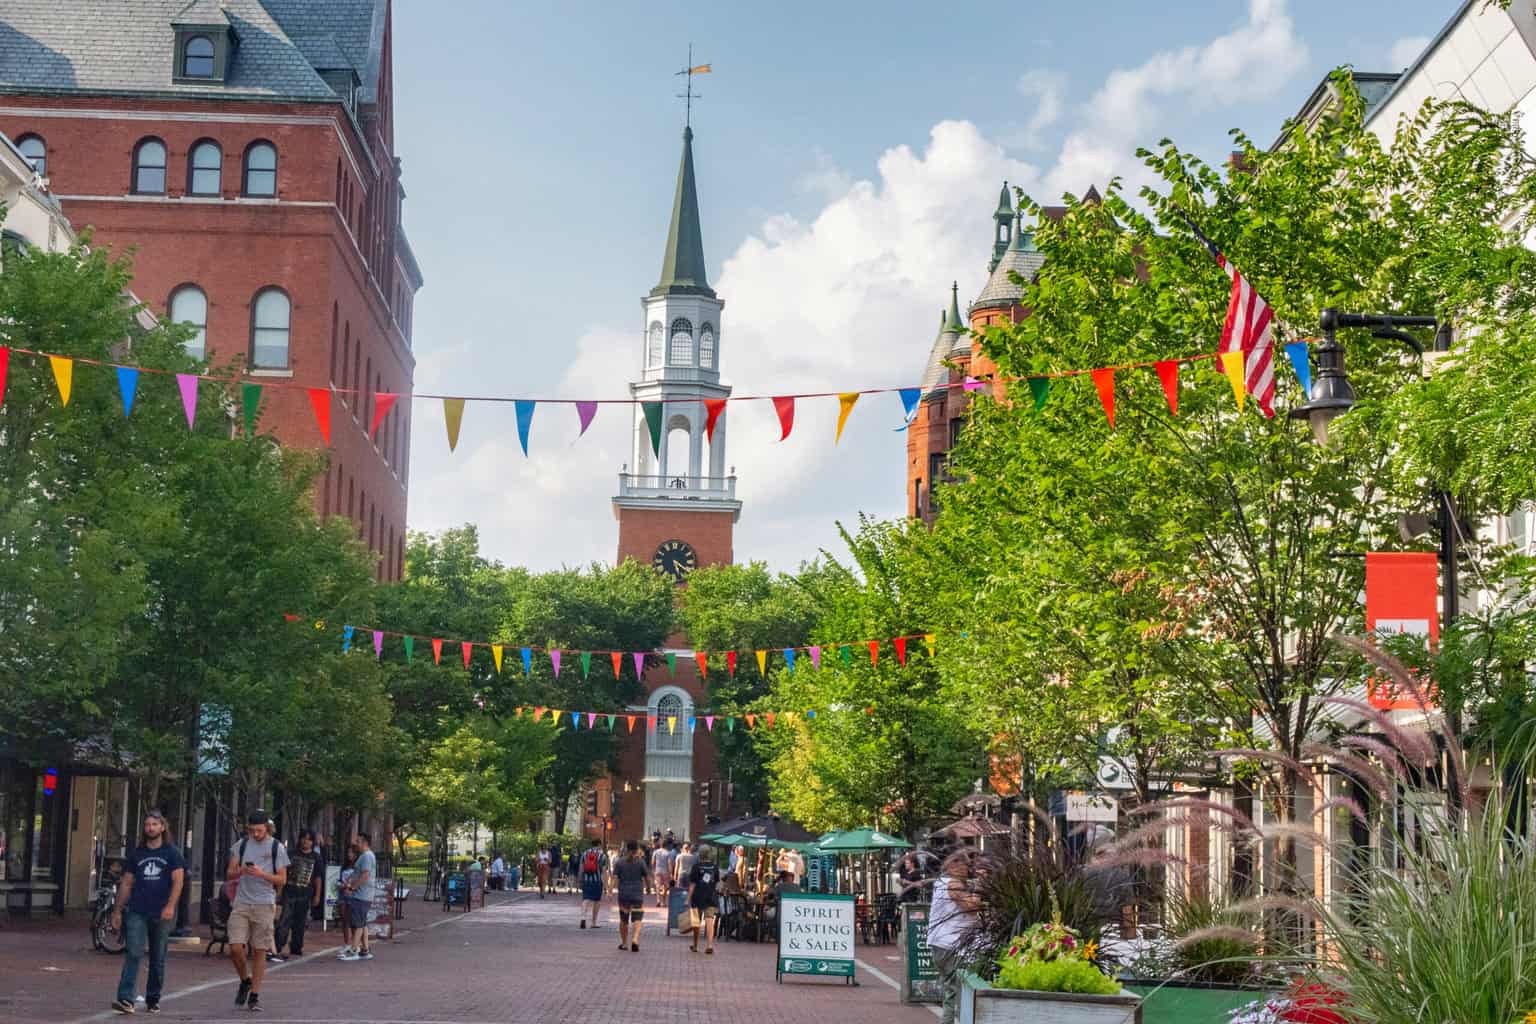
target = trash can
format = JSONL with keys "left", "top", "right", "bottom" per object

{"left": 442, "top": 872, "right": 467, "bottom": 912}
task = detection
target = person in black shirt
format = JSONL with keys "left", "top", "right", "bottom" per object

{"left": 273, "top": 830, "right": 323, "bottom": 960}
{"left": 686, "top": 846, "right": 721, "bottom": 955}
{"left": 110, "top": 810, "right": 186, "bottom": 1015}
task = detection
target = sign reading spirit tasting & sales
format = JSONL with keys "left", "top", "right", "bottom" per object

{"left": 777, "top": 892, "right": 858, "bottom": 984}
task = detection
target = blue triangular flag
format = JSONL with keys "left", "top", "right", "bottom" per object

{"left": 116, "top": 367, "right": 138, "bottom": 416}
{"left": 688, "top": 715, "right": 697, "bottom": 733}
{"left": 784, "top": 648, "right": 796, "bottom": 671}
{"left": 1285, "top": 342, "right": 1312, "bottom": 398}
{"left": 571, "top": 711, "right": 581, "bottom": 729}
{"left": 807, "top": 709, "right": 816, "bottom": 719}
{"left": 895, "top": 387, "right": 921, "bottom": 430}
{"left": 520, "top": 647, "right": 532, "bottom": 675}
{"left": 515, "top": 400, "right": 536, "bottom": 456}
{"left": 342, "top": 625, "right": 354, "bottom": 653}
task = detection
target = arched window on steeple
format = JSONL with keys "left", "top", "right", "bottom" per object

{"left": 698, "top": 323, "right": 716, "bottom": 369}
{"left": 669, "top": 318, "right": 693, "bottom": 366}
{"left": 646, "top": 322, "right": 664, "bottom": 368}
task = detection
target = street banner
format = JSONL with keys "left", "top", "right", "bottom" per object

{"left": 777, "top": 892, "right": 857, "bottom": 984}
{"left": 1365, "top": 551, "right": 1439, "bottom": 710}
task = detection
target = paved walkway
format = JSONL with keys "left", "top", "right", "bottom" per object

{"left": 2, "top": 892, "right": 937, "bottom": 1023}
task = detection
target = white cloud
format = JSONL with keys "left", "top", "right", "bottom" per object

{"left": 1390, "top": 35, "right": 1430, "bottom": 71}
{"left": 1006, "top": 70, "right": 1068, "bottom": 150}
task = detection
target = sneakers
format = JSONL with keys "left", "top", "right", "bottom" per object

{"left": 335, "top": 945, "right": 354, "bottom": 959}
{"left": 266, "top": 953, "right": 287, "bottom": 963}
{"left": 235, "top": 978, "right": 252, "bottom": 1007}
{"left": 337, "top": 952, "right": 361, "bottom": 961}
{"left": 357, "top": 950, "right": 375, "bottom": 960}
{"left": 247, "top": 993, "right": 261, "bottom": 1013}
{"left": 579, "top": 920, "right": 586, "bottom": 929}
{"left": 145, "top": 1001, "right": 161, "bottom": 1014}
{"left": 110, "top": 998, "right": 135, "bottom": 1014}
{"left": 630, "top": 942, "right": 639, "bottom": 952}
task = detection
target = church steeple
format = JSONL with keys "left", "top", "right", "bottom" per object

{"left": 945, "top": 281, "right": 966, "bottom": 333}
{"left": 990, "top": 181, "right": 1013, "bottom": 272}
{"left": 653, "top": 126, "right": 714, "bottom": 298}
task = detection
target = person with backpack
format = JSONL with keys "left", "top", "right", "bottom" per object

{"left": 547, "top": 840, "right": 562, "bottom": 893}
{"left": 686, "top": 846, "right": 721, "bottom": 955}
{"left": 578, "top": 839, "right": 605, "bottom": 929}
{"left": 109, "top": 810, "right": 185, "bottom": 1015}
{"left": 227, "top": 810, "right": 289, "bottom": 1013}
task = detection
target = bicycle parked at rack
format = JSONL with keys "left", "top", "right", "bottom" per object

{"left": 89, "top": 859, "right": 126, "bottom": 954}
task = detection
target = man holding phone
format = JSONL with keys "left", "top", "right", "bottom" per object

{"left": 227, "top": 810, "right": 289, "bottom": 1013}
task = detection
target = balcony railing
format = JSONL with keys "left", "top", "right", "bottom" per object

{"left": 643, "top": 750, "right": 694, "bottom": 784}
{"left": 617, "top": 474, "right": 737, "bottom": 500}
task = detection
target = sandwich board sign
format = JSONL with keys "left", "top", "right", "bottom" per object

{"left": 777, "top": 891, "right": 858, "bottom": 984}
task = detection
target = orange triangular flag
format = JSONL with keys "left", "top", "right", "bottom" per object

{"left": 610, "top": 651, "right": 622, "bottom": 679}
{"left": 370, "top": 393, "right": 399, "bottom": 438}
{"left": 704, "top": 399, "right": 726, "bottom": 441}
{"left": 1219, "top": 350, "right": 1246, "bottom": 411}
{"left": 1155, "top": 361, "right": 1179, "bottom": 416}
{"left": 695, "top": 651, "right": 708, "bottom": 679}
{"left": 835, "top": 393, "right": 859, "bottom": 444}
{"left": 307, "top": 388, "right": 332, "bottom": 446}
{"left": 746, "top": 713, "right": 757, "bottom": 729}
{"left": 1091, "top": 368, "right": 1115, "bottom": 428}
{"left": 533, "top": 707, "right": 544, "bottom": 722}
{"left": 49, "top": 356, "right": 73, "bottom": 406}
{"left": 868, "top": 640, "right": 879, "bottom": 666}
{"left": 626, "top": 714, "right": 637, "bottom": 733}
{"left": 772, "top": 396, "right": 794, "bottom": 441}
{"left": 766, "top": 712, "right": 777, "bottom": 728}
{"left": 431, "top": 638, "right": 443, "bottom": 664}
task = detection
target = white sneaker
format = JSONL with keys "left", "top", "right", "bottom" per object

{"left": 338, "top": 952, "right": 362, "bottom": 962}
{"left": 335, "top": 946, "right": 354, "bottom": 958}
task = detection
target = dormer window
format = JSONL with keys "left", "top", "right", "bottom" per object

{"left": 182, "top": 35, "right": 215, "bottom": 77}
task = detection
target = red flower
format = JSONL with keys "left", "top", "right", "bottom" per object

{"left": 1282, "top": 982, "right": 1349, "bottom": 1024}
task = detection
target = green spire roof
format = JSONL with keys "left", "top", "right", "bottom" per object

{"left": 1008, "top": 213, "right": 1035, "bottom": 252}
{"left": 944, "top": 281, "right": 966, "bottom": 332}
{"left": 652, "top": 126, "right": 715, "bottom": 298}
{"left": 995, "top": 181, "right": 1012, "bottom": 220}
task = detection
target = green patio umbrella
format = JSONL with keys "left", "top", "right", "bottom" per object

{"left": 816, "top": 827, "right": 912, "bottom": 853}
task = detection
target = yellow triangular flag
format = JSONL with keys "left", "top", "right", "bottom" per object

{"left": 49, "top": 356, "right": 73, "bottom": 407}
{"left": 835, "top": 392, "right": 859, "bottom": 444}
{"left": 1219, "top": 351, "right": 1246, "bottom": 412}
{"left": 443, "top": 398, "right": 466, "bottom": 451}
{"left": 492, "top": 644, "right": 503, "bottom": 674}
{"left": 755, "top": 650, "right": 767, "bottom": 675}
{"left": 666, "top": 716, "right": 677, "bottom": 735}
{"left": 925, "top": 633, "right": 936, "bottom": 658}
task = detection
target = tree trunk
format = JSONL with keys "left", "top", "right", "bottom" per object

{"left": 552, "top": 798, "right": 567, "bottom": 835}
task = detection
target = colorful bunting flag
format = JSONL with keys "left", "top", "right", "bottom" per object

{"left": 896, "top": 387, "right": 920, "bottom": 430}
{"left": 1285, "top": 341, "right": 1312, "bottom": 398}
{"left": 307, "top": 388, "right": 332, "bottom": 445}
{"left": 633, "top": 652, "right": 645, "bottom": 678}
{"left": 784, "top": 648, "right": 796, "bottom": 671}
{"left": 766, "top": 712, "right": 776, "bottom": 728}
{"left": 755, "top": 650, "right": 767, "bottom": 675}
{"left": 666, "top": 652, "right": 676, "bottom": 677}
{"left": 533, "top": 707, "right": 544, "bottom": 722}
{"left": 551, "top": 649, "right": 562, "bottom": 677}
{"left": 809, "top": 645, "right": 821, "bottom": 669}
{"left": 746, "top": 713, "right": 757, "bottom": 729}
{"left": 626, "top": 714, "right": 637, "bottom": 733}
{"left": 894, "top": 636, "right": 908, "bottom": 665}
{"left": 0, "top": 347, "right": 7, "bottom": 407}
{"left": 704, "top": 398, "right": 726, "bottom": 441}
{"left": 432, "top": 638, "right": 443, "bottom": 665}
{"left": 1155, "top": 361, "right": 1179, "bottom": 415}
{"left": 1028, "top": 377, "right": 1049, "bottom": 411}
{"left": 373, "top": 630, "right": 383, "bottom": 659}
{"left": 1091, "top": 368, "right": 1115, "bottom": 428}
{"left": 642, "top": 402, "right": 663, "bottom": 456}
{"left": 687, "top": 716, "right": 696, "bottom": 733}
{"left": 963, "top": 375, "right": 984, "bottom": 392}
{"left": 607, "top": 714, "right": 616, "bottom": 732}
{"left": 571, "top": 712, "right": 581, "bottom": 729}
{"left": 462, "top": 641, "right": 473, "bottom": 669}
{"left": 705, "top": 715, "right": 715, "bottom": 731}
{"left": 443, "top": 398, "right": 466, "bottom": 452}
{"left": 667, "top": 716, "right": 677, "bottom": 735}
{"left": 581, "top": 651, "right": 592, "bottom": 678}
{"left": 839, "top": 645, "right": 850, "bottom": 665}
{"left": 925, "top": 633, "right": 936, "bottom": 658}
{"left": 587, "top": 712, "right": 597, "bottom": 729}
{"left": 370, "top": 393, "right": 398, "bottom": 438}
{"left": 727, "top": 716, "right": 736, "bottom": 732}
{"left": 515, "top": 400, "right": 536, "bottom": 456}
{"left": 342, "top": 625, "right": 354, "bottom": 653}
{"left": 176, "top": 374, "right": 199, "bottom": 430}
{"left": 403, "top": 636, "right": 414, "bottom": 662}
{"left": 1219, "top": 350, "right": 1247, "bottom": 411}
{"left": 492, "top": 644, "right": 504, "bottom": 674}
{"left": 695, "top": 651, "right": 708, "bottom": 679}
{"left": 647, "top": 714, "right": 658, "bottom": 733}
{"left": 835, "top": 392, "right": 859, "bottom": 444}
{"left": 575, "top": 401, "right": 598, "bottom": 437}
{"left": 868, "top": 640, "right": 879, "bottom": 666}
{"left": 611, "top": 651, "right": 623, "bottom": 680}
{"left": 772, "top": 395, "right": 795, "bottom": 441}
{"left": 727, "top": 651, "right": 737, "bottom": 677}
{"left": 117, "top": 367, "right": 139, "bottom": 416}
{"left": 521, "top": 647, "right": 533, "bottom": 676}
{"left": 242, "top": 383, "right": 262, "bottom": 435}
{"left": 50, "top": 356, "right": 72, "bottom": 407}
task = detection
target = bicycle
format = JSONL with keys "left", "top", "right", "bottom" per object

{"left": 89, "top": 862, "right": 126, "bottom": 954}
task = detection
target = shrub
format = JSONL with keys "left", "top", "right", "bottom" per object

{"left": 961, "top": 836, "right": 1115, "bottom": 976}
{"left": 1163, "top": 887, "right": 1262, "bottom": 985}
{"left": 995, "top": 956, "right": 1120, "bottom": 995}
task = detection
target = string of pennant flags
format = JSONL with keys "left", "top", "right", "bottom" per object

{"left": 509, "top": 704, "right": 869, "bottom": 736}
{"left": 0, "top": 338, "right": 1317, "bottom": 453}
{"left": 290, "top": 613, "right": 936, "bottom": 679}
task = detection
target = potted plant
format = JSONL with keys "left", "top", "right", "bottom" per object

{"left": 1119, "top": 889, "right": 1282, "bottom": 1022}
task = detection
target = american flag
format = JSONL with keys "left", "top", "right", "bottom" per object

{"left": 1181, "top": 212, "right": 1276, "bottom": 417}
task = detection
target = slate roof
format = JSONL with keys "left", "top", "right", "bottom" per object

{"left": 973, "top": 216, "right": 1045, "bottom": 312}
{"left": 0, "top": 0, "right": 382, "bottom": 103}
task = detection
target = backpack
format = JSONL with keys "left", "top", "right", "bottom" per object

{"left": 222, "top": 835, "right": 280, "bottom": 904}
{"left": 582, "top": 849, "right": 601, "bottom": 873}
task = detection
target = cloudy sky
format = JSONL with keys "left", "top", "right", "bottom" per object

{"left": 394, "top": 0, "right": 1451, "bottom": 572}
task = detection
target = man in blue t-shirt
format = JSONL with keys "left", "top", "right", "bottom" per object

{"left": 110, "top": 810, "right": 186, "bottom": 1015}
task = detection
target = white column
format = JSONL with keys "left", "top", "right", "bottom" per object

{"left": 710, "top": 408, "right": 727, "bottom": 478}
{"left": 689, "top": 403, "right": 705, "bottom": 482}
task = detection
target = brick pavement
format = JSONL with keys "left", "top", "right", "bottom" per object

{"left": 22, "top": 891, "right": 938, "bottom": 1023}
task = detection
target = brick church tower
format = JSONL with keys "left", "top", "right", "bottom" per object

{"left": 602, "top": 124, "right": 738, "bottom": 843}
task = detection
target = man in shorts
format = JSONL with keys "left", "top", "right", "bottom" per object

{"left": 686, "top": 846, "right": 721, "bottom": 955}
{"left": 227, "top": 810, "right": 289, "bottom": 1013}
{"left": 651, "top": 838, "right": 674, "bottom": 909}
{"left": 338, "top": 833, "right": 376, "bottom": 961}
{"left": 612, "top": 840, "right": 650, "bottom": 952}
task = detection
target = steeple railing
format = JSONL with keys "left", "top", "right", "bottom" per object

{"left": 617, "top": 473, "right": 737, "bottom": 500}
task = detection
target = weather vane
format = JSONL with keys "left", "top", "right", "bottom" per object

{"left": 675, "top": 43, "right": 711, "bottom": 128}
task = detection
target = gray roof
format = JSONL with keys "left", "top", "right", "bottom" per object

{"left": 0, "top": 0, "right": 382, "bottom": 103}
{"left": 973, "top": 220, "right": 1044, "bottom": 312}
{"left": 653, "top": 126, "right": 714, "bottom": 298}
{"left": 920, "top": 292, "right": 969, "bottom": 398}
{"left": 172, "top": 0, "right": 231, "bottom": 28}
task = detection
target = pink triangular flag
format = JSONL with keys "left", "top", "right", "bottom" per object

{"left": 705, "top": 715, "right": 715, "bottom": 731}
{"left": 809, "top": 645, "right": 821, "bottom": 669}
{"left": 175, "top": 374, "right": 199, "bottom": 430}
{"left": 575, "top": 401, "right": 598, "bottom": 437}
{"left": 373, "top": 630, "right": 383, "bottom": 659}
{"left": 550, "top": 649, "right": 562, "bottom": 677}
{"left": 587, "top": 712, "right": 597, "bottom": 729}
{"left": 963, "top": 375, "right": 984, "bottom": 392}
{"left": 632, "top": 652, "right": 645, "bottom": 678}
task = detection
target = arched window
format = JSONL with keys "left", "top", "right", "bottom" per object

{"left": 132, "top": 138, "right": 167, "bottom": 194}
{"left": 655, "top": 693, "right": 688, "bottom": 752}
{"left": 699, "top": 323, "right": 716, "bottom": 369}
{"left": 187, "top": 140, "right": 221, "bottom": 196}
{"left": 250, "top": 288, "right": 290, "bottom": 368}
{"left": 669, "top": 318, "right": 693, "bottom": 366}
{"left": 16, "top": 134, "right": 45, "bottom": 176}
{"left": 183, "top": 35, "right": 215, "bottom": 78}
{"left": 646, "top": 322, "right": 664, "bottom": 368}
{"left": 168, "top": 284, "right": 208, "bottom": 359}
{"left": 242, "top": 141, "right": 277, "bottom": 197}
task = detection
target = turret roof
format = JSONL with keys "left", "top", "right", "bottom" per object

{"left": 652, "top": 126, "right": 715, "bottom": 298}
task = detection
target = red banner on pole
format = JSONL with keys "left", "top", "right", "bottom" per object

{"left": 1364, "top": 552, "right": 1438, "bottom": 710}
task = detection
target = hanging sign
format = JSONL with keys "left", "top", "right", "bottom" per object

{"left": 1065, "top": 791, "right": 1118, "bottom": 823}
{"left": 1365, "top": 551, "right": 1439, "bottom": 710}
{"left": 777, "top": 892, "right": 857, "bottom": 983}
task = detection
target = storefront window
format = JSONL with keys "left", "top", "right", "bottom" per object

{"left": 31, "top": 772, "right": 54, "bottom": 880}
{"left": 1, "top": 762, "right": 34, "bottom": 881}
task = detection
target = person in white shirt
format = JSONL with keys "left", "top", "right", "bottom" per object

{"left": 787, "top": 848, "right": 806, "bottom": 885}
{"left": 489, "top": 854, "right": 506, "bottom": 891}
{"left": 927, "top": 852, "right": 981, "bottom": 1024}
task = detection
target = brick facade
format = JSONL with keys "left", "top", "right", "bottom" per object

{"left": 0, "top": 8, "right": 419, "bottom": 580}
{"left": 614, "top": 506, "right": 735, "bottom": 571}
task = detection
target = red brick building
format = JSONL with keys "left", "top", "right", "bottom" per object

{"left": 0, "top": 0, "right": 420, "bottom": 579}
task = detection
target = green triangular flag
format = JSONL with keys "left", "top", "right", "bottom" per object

{"left": 581, "top": 651, "right": 591, "bottom": 678}
{"left": 606, "top": 714, "right": 616, "bottom": 732}
{"left": 1028, "top": 377, "right": 1049, "bottom": 411}
{"left": 839, "top": 644, "right": 850, "bottom": 665}
{"left": 727, "top": 716, "right": 735, "bottom": 732}
{"left": 666, "top": 652, "right": 676, "bottom": 677}
{"left": 241, "top": 383, "right": 262, "bottom": 436}
{"left": 642, "top": 401, "right": 663, "bottom": 457}
{"left": 403, "top": 636, "right": 414, "bottom": 662}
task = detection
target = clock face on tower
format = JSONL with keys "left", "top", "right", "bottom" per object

{"left": 653, "top": 539, "right": 698, "bottom": 582}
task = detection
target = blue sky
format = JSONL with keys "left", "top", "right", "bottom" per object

{"left": 394, "top": 0, "right": 1454, "bottom": 571}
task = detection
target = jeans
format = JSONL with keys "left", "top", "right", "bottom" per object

{"left": 931, "top": 946, "right": 964, "bottom": 1024}
{"left": 274, "top": 891, "right": 311, "bottom": 955}
{"left": 117, "top": 911, "right": 171, "bottom": 1005}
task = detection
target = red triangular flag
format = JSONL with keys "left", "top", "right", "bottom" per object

{"left": 431, "top": 638, "right": 443, "bottom": 665}
{"left": 371, "top": 393, "right": 399, "bottom": 438}
{"left": 766, "top": 712, "right": 777, "bottom": 728}
{"left": 462, "top": 641, "right": 472, "bottom": 669}
{"left": 533, "top": 707, "right": 545, "bottom": 722}
{"left": 868, "top": 640, "right": 879, "bottom": 667}
{"left": 647, "top": 714, "right": 658, "bottom": 733}
{"left": 894, "top": 636, "right": 908, "bottom": 666}
{"left": 772, "top": 396, "right": 795, "bottom": 441}
{"left": 1091, "top": 368, "right": 1115, "bottom": 428}
{"left": 695, "top": 651, "right": 708, "bottom": 680}
{"left": 727, "top": 651, "right": 737, "bottom": 677}
{"left": 0, "top": 347, "right": 8, "bottom": 407}
{"left": 704, "top": 399, "right": 726, "bottom": 440}
{"left": 307, "top": 388, "right": 332, "bottom": 446}
{"left": 610, "top": 651, "right": 622, "bottom": 679}
{"left": 1154, "top": 361, "right": 1179, "bottom": 415}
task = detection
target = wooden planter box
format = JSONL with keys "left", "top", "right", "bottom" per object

{"left": 959, "top": 972, "right": 1143, "bottom": 1024}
